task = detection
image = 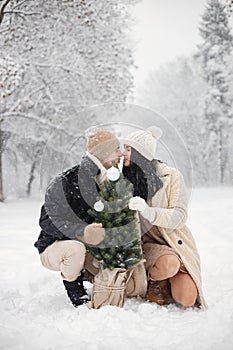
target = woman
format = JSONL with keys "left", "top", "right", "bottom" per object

{"left": 123, "top": 126, "right": 207, "bottom": 309}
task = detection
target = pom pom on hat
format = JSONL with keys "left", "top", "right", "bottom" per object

{"left": 85, "top": 127, "right": 99, "bottom": 139}
{"left": 125, "top": 126, "right": 163, "bottom": 161}
{"left": 86, "top": 127, "right": 120, "bottom": 162}
{"left": 147, "top": 126, "right": 163, "bottom": 140}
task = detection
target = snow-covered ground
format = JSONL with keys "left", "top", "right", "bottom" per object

{"left": 0, "top": 187, "right": 233, "bottom": 350}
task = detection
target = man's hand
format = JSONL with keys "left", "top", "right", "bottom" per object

{"left": 83, "top": 223, "right": 105, "bottom": 245}
{"left": 129, "top": 196, "right": 147, "bottom": 212}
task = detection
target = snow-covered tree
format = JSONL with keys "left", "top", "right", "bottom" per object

{"left": 137, "top": 56, "right": 208, "bottom": 185}
{"left": 0, "top": 55, "right": 24, "bottom": 201}
{"left": 0, "top": 0, "right": 139, "bottom": 199}
{"left": 137, "top": 1, "right": 233, "bottom": 185}
{"left": 196, "top": 0, "right": 233, "bottom": 184}
{"left": 1, "top": 0, "right": 138, "bottom": 119}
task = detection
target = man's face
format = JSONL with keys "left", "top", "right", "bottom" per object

{"left": 102, "top": 146, "right": 122, "bottom": 169}
{"left": 122, "top": 144, "right": 131, "bottom": 167}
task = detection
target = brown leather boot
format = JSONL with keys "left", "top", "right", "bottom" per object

{"left": 146, "top": 279, "right": 173, "bottom": 305}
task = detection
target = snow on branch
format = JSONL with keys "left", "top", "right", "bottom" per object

{"left": 0, "top": 0, "right": 39, "bottom": 26}
{"left": 3, "top": 112, "right": 77, "bottom": 138}
{"left": 3, "top": 10, "right": 39, "bottom": 17}
{"left": 11, "top": 0, "right": 28, "bottom": 11}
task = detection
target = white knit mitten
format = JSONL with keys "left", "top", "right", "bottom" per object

{"left": 129, "top": 196, "right": 157, "bottom": 223}
{"left": 129, "top": 196, "right": 147, "bottom": 212}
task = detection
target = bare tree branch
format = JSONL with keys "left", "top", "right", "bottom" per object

{"left": 26, "top": 84, "right": 46, "bottom": 99}
{"left": 31, "top": 62, "right": 72, "bottom": 74}
{"left": 11, "top": 0, "right": 28, "bottom": 11}
{"left": 0, "top": 24, "right": 10, "bottom": 33}
{"left": 4, "top": 10, "right": 39, "bottom": 16}
{"left": 0, "top": 0, "right": 11, "bottom": 25}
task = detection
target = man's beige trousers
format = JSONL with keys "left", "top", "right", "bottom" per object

{"left": 40, "top": 240, "right": 86, "bottom": 281}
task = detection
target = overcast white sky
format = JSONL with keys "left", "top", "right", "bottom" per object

{"left": 131, "top": 0, "right": 233, "bottom": 87}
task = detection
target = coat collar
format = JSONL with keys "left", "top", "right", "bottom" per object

{"left": 86, "top": 151, "right": 107, "bottom": 186}
{"left": 154, "top": 161, "right": 172, "bottom": 177}
{"left": 86, "top": 152, "right": 107, "bottom": 177}
{"left": 79, "top": 154, "right": 100, "bottom": 177}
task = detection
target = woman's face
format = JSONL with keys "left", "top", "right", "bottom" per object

{"left": 123, "top": 145, "right": 131, "bottom": 166}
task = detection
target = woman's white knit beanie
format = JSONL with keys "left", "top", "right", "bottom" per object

{"left": 125, "top": 126, "right": 163, "bottom": 161}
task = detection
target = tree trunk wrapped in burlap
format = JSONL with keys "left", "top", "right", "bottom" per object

{"left": 88, "top": 265, "right": 134, "bottom": 309}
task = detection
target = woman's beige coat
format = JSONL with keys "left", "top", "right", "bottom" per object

{"left": 142, "top": 161, "right": 207, "bottom": 309}
{"left": 85, "top": 161, "right": 207, "bottom": 308}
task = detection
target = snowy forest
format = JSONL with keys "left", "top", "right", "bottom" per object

{"left": 1, "top": 1, "right": 233, "bottom": 349}
{"left": 136, "top": 0, "right": 233, "bottom": 186}
{"left": 0, "top": 0, "right": 233, "bottom": 200}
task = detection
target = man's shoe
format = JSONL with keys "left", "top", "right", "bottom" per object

{"left": 146, "top": 279, "right": 173, "bottom": 305}
{"left": 63, "top": 274, "right": 89, "bottom": 307}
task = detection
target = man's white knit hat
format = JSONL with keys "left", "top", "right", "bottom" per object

{"left": 125, "top": 126, "right": 163, "bottom": 161}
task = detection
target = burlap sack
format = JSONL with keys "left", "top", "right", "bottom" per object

{"left": 88, "top": 267, "right": 134, "bottom": 309}
{"left": 88, "top": 213, "right": 145, "bottom": 309}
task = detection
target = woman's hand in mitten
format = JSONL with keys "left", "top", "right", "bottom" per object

{"left": 129, "top": 196, "right": 157, "bottom": 223}
{"left": 129, "top": 196, "right": 147, "bottom": 212}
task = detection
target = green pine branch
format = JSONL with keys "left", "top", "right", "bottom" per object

{"left": 87, "top": 162, "right": 143, "bottom": 270}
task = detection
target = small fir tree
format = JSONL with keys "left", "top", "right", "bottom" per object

{"left": 87, "top": 162, "right": 143, "bottom": 270}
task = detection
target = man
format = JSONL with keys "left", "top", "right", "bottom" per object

{"left": 34, "top": 128, "right": 122, "bottom": 307}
